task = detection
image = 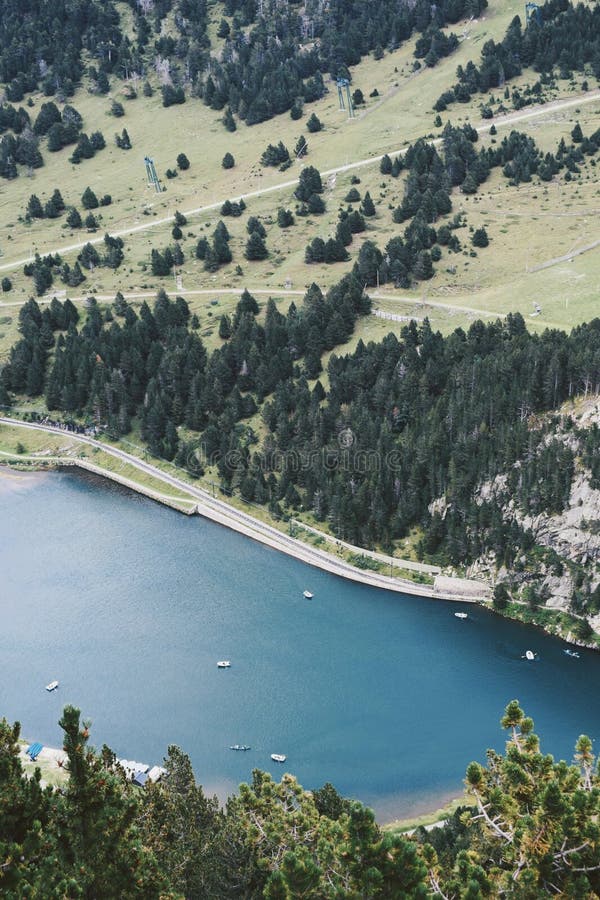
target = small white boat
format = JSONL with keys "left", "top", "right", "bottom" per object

{"left": 303, "top": 590, "right": 314, "bottom": 599}
{"left": 564, "top": 648, "right": 580, "bottom": 658}
{"left": 230, "top": 745, "right": 251, "bottom": 751}
{"left": 45, "top": 680, "right": 59, "bottom": 692}
{"left": 524, "top": 650, "right": 535, "bottom": 661}
{"left": 271, "top": 753, "right": 286, "bottom": 763}
{"left": 217, "top": 660, "right": 231, "bottom": 668}
{"left": 454, "top": 612, "right": 468, "bottom": 619}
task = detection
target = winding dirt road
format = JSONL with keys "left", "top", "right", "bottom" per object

{"left": 0, "top": 89, "right": 598, "bottom": 275}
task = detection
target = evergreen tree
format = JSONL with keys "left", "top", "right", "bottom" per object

{"left": 26, "top": 194, "right": 44, "bottom": 219}
{"left": 361, "top": 190, "right": 376, "bottom": 217}
{"left": 53, "top": 706, "right": 168, "bottom": 897}
{"left": 81, "top": 186, "right": 99, "bottom": 209}
{"left": 115, "top": 128, "right": 132, "bottom": 149}
{"left": 277, "top": 208, "right": 294, "bottom": 228}
{"left": 219, "top": 314, "right": 232, "bottom": 339}
{"left": 222, "top": 107, "right": 236, "bottom": 132}
{"left": 245, "top": 231, "right": 268, "bottom": 260}
{"left": 195, "top": 237, "right": 209, "bottom": 260}
{"left": 306, "top": 112, "right": 322, "bottom": 133}
{"left": 472, "top": 226, "right": 489, "bottom": 247}
{"left": 295, "top": 165, "right": 323, "bottom": 201}
{"left": 380, "top": 153, "right": 392, "bottom": 174}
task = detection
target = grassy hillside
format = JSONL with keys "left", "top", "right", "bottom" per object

{"left": 1, "top": 0, "right": 599, "bottom": 364}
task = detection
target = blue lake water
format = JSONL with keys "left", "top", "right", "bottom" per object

{"left": 2, "top": 467, "right": 600, "bottom": 821}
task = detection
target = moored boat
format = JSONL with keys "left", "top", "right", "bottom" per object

{"left": 217, "top": 660, "right": 231, "bottom": 668}
{"left": 524, "top": 650, "right": 536, "bottom": 661}
{"left": 45, "top": 680, "right": 59, "bottom": 692}
{"left": 303, "top": 590, "right": 313, "bottom": 599}
{"left": 271, "top": 753, "right": 286, "bottom": 763}
{"left": 230, "top": 745, "right": 251, "bottom": 751}
{"left": 564, "top": 648, "right": 580, "bottom": 658}
{"left": 454, "top": 612, "right": 468, "bottom": 619}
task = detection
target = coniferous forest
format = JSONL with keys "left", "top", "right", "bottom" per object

{"left": 1, "top": 700, "right": 599, "bottom": 898}
{"left": 2, "top": 288, "right": 599, "bottom": 612}
{"left": 0, "top": 0, "right": 487, "bottom": 181}
{"left": 0, "top": 0, "right": 485, "bottom": 112}
{"left": 3, "top": 0, "right": 600, "bottom": 894}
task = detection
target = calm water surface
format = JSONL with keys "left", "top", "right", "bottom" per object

{"left": 2, "top": 468, "right": 600, "bottom": 821}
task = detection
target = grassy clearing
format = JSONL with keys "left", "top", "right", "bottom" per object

{"left": 18, "top": 742, "right": 68, "bottom": 788}
{"left": 0, "top": 421, "right": 197, "bottom": 506}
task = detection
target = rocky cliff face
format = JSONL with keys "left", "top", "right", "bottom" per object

{"left": 463, "top": 398, "right": 600, "bottom": 637}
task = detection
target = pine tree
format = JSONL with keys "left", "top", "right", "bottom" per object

{"left": 54, "top": 706, "right": 168, "bottom": 896}
{"left": 195, "top": 237, "right": 209, "bottom": 260}
{"left": 306, "top": 112, "right": 322, "bottom": 133}
{"left": 380, "top": 153, "right": 392, "bottom": 174}
{"left": 361, "top": 191, "right": 376, "bottom": 217}
{"left": 277, "top": 208, "right": 294, "bottom": 228}
{"left": 245, "top": 231, "right": 268, "bottom": 260}
{"left": 81, "top": 186, "right": 99, "bottom": 209}
{"left": 26, "top": 194, "right": 44, "bottom": 219}
{"left": 219, "top": 314, "right": 232, "bottom": 339}
{"left": 222, "top": 107, "right": 236, "bottom": 132}
{"left": 472, "top": 226, "right": 489, "bottom": 247}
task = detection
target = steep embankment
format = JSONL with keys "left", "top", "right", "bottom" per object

{"left": 466, "top": 398, "right": 600, "bottom": 640}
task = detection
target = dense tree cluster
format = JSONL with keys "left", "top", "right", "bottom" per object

{"left": 0, "top": 0, "right": 123, "bottom": 100}
{"left": 368, "top": 123, "right": 600, "bottom": 286}
{"left": 414, "top": 26, "right": 459, "bottom": 67}
{"left": 1, "top": 0, "right": 485, "bottom": 132}
{"left": 260, "top": 141, "right": 291, "bottom": 168}
{"left": 0, "top": 0, "right": 481, "bottom": 143}
{"left": 21, "top": 232, "right": 123, "bottom": 294}
{"left": 196, "top": 221, "right": 233, "bottom": 272}
{"left": 25, "top": 188, "right": 66, "bottom": 222}
{"left": 3, "top": 286, "right": 600, "bottom": 588}
{"left": 0, "top": 127, "right": 43, "bottom": 179}
{"left": 0, "top": 279, "right": 369, "bottom": 463}
{"left": 0, "top": 101, "right": 93, "bottom": 179}
{"left": 434, "top": 0, "right": 600, "bottom": 112}
{"left": 1, "top": 700, "right": 599, "bottom": 897}
{"left": 217, "top": 312, "right": 597, "bottom": 571}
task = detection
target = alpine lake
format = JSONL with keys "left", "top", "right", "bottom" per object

{"left": 2, "top": 468, "right": 600, "bottom": 822}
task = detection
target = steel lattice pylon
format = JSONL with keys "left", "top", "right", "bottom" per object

{"left": 144, "top": 156, "right": 162, "bottom": 192}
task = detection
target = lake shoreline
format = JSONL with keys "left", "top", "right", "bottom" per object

{"left": 0, "top": 417, "right": 490, "bottom": 606}
{"left": 1, "top": 429, "right": 597, "bottom": 653}
{"left": 18, "top": 733, "right": 468, "bottom": 827}
{"left": 5, "top": 465, "right": 600, "bottom": 831}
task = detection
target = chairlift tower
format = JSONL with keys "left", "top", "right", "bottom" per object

{"left": 144, "top": 155, "right": 162, "bottom": 193}
{"left": 336, "top": 78, "right": 354, "bottom": 118}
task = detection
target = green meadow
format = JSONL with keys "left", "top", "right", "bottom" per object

{"left": 1, "top": 0, "right": 600, "bottom": 360}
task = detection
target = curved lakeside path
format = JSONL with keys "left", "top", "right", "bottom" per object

{"left": 0, "top": 415, "right": 488, "bottom": 604}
